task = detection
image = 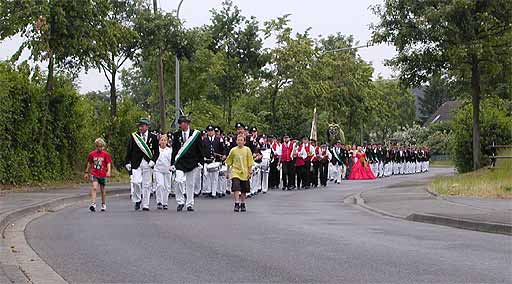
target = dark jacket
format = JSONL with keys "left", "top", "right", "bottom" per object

{"left": 203, "top": 136, "right": 225, "bottom": 162}
{"left": 171, "top": 128, "right": 206, "bottom": 172}
{"left": 125, "top": 131, "right": 160, "bottom": 170}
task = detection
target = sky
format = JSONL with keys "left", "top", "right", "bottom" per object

{"left": 0, "top": 0, "right": 397, "bottom": 93}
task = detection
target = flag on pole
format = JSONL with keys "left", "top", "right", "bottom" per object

{"left": 310, "top": 107, "right": 318, "bottom": 141}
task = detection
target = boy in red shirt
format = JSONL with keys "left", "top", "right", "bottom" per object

{"left": 84, "top": 138, "right": 112, "bottom": 212}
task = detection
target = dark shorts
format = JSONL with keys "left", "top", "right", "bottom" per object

{"left": 231, "top": 178, "right": 250, "bottom": 193}
{"left": 92, "top": 176, "right": 107, "bottom": 186}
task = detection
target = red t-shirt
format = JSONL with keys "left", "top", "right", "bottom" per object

{"left": 87, "top": 150, "right": 112, "bottom": 178}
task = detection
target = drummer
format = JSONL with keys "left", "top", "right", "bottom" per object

{"left": 202, "top": 125, "right": 226, "bottom": 198}
{"left": 249, "top": 144, "right": 264, "bottom": 197}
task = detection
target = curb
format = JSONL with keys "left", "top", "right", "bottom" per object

{"left": 406, "top": 213, "right": 512, "bottom": 236}
{"left": 355, "top": 192, "right": 512, "bottom": 236}
{"left": 0, "top": 186, "right": 130, "bottom": 237}
{"left": 0, "top": 186, "right": 130, "bottom": 283}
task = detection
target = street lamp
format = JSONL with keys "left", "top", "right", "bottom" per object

{"left": 174, "top": 0, "right": 185, "bottom": 128}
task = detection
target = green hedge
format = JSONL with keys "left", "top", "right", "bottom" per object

{"left": 450, "top": 98, "right": 512, "bottom": 173}
{"left": 0, "top": 62, "right": 145, "bottom": 185}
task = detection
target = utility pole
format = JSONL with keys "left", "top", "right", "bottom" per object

{"left": 153, "top": 0, "right": 166, "bottom": 132}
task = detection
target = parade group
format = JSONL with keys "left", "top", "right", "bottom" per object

{"left": 85, "top": 116, "right": 431, "bottom": 213}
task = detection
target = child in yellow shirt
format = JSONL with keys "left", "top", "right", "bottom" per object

{"left": 225, "top": 134, "right": 254, "bottom": 212}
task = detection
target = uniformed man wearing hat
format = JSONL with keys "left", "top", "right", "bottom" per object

{"left": 125, "top": 118, "right": 160, "bottom": 211}
{"left": 171, "top": 115, "right": 206, "bottom": 212}
{"left": 202, "top": 125, "right": 225, "bottom": 198}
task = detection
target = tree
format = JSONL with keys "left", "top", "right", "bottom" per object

{"left": 208, "top": 0, "right": 267, "bottom": 125}
{"left": 93, "top": 0, "right": 139, "bottom": 125}
{"left": 418, "top": 75, "right": 452, "bottom": 123}
{"left": 372, "top": 0, "right": 512, "bottom": 170}
{"left": 0, "top": 0, "right": 107, "bottom": 92}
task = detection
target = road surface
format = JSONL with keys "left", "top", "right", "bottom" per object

{"left": 26, "top": 168, "right": 512, "bottom": 283}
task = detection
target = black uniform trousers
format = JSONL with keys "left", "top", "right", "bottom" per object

{"left": 269, "top": 160, "right": 280, "bottom": 188}
{"left": 281, "top": 161, "right": 295, "bottom": 189}
{"left": 311, "top": 161, "right": 319, "bottom": 187}
{"left": 319, "top": 160, "right": 329, "bottom": 186}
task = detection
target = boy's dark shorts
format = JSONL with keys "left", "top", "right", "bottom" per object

{"left": 231, "top": 178, "right": 250, "bottom": 193}
{"left": 92, "top": 176, "right": 107, "bottom": 186}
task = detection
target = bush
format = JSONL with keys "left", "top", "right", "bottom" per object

{"left": 450, "top": 98, "right": 512, "bottom": 173}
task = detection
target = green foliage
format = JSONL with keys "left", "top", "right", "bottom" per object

{"left": 418, "top": 75, "right": 453, "bottom": 123}
{"left": 450, "top": 99, "right": 512, "bottom": 173}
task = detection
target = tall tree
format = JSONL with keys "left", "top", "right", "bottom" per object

{"left": 93, "top": 0, "right": 139, "bottom": 124}
{"left": 0, "top": 0, "right": 106, "bottom": 92}
{"left": 372, "top": 0, "right": 512, "bottom": 170}
{"left": 208, "top": 0, "right": 267, "bottom": 125}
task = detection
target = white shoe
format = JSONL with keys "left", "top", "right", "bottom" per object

{"left": 101, "top": 204, "right": 106, "bottom": 211}
{"left": 89, "top": 203, "right": 96, "bottom": 212}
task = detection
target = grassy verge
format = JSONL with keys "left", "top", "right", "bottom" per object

{"left": 430, "top": 150, "right": 512, "bottom": 199}
{"left": 430, "top": 160, "right": 454, "bottom": 167}
{"left": 0, "top": 168, "right": 130, "bottom": 192}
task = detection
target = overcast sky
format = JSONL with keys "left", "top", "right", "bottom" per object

{"left": 0, "top": 0, "right": 396, "bottom": 93}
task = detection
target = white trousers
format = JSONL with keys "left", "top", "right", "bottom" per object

{"left": 154, "top": 171, "right": 171, "bottom": 206}
{"left": 204, "top": 169, "right": 220, "bottom": 197}
{"left": 175, "top": 166, "right": 201, "bottom": 208}
{"left": 331, "top": 164, "right": 340, "bottom": 183}
{"left": 399, "top": 162, "right": 405, "bottom": 175}
{"left": 261, "top": 170, "right": 269, "bottom": 193}
{"left": 250, "top": 167, "right": 261, "bottom": 194}
{"left": 131, "top": 160, "right": 152, "bottom": 209}
{"left": 370, "top": 163, "right": 378, "bottom": 177}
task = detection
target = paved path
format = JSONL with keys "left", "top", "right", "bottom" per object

{"left": 24, "top": 169, "right": 512, "bottom": 283}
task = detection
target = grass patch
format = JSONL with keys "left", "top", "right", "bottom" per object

{"left": 0, "top": 168, "right": 129, "bottom": 192}
{"left": 430, "top": 150, "right": 512, "bottom": 199}
{"left": 430, "top": 160, "right": 454, "bottom": 167}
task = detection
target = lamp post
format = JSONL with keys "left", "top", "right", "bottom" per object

{"left": 174, "top": 0, "right": 185, "bottom": 128}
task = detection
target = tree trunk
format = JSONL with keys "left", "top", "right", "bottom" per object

{"left": 107, "top": 68, "right": 117, "bottom": 141}
{"left": 157, "top": 50, "right": 166, "bottom": 132}
{"left": 46, "top": 51, "right": 55, "bottom": 93}
{"left": 270, "top": 83, "right": 278, "bottom": 132}
{"left": 227, "top": 94, "right": 232, "bottom": 126}
{"left": 471, "top": 57, "right": 481, "bottom": 170}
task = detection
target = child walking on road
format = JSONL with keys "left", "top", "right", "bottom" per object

{"left": 154, "top": 135, "right": 172, "bottom": 210}
{"left": 225, "top": 134, "right": 254, "bottom": 212}
{"left": 84, "top": 138, "right": 112, "bottom": 212}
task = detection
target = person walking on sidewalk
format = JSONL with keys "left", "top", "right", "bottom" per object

{"left": 84, "top": 138, "right": 112, "bottom": 212}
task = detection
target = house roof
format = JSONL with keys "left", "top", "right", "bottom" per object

{"left": 425, "top": 101, "right": 463, "bottom": 126}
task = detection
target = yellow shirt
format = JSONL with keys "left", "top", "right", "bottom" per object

{"left": 225, "top": 146, "right": 254, "bottom": 181}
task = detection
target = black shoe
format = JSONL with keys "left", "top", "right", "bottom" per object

{"left": 177, "top": 204, "right": 184, "bottom": 212}
{"left": 234, "top": 203, "right": 240, "bottom": 212}
{"left": 226, "top": 191, "right": 231, "bottom": 195}
{"left": 163, "top": 205, "right": 168, "bottom": 210}
{"left": 282, "top": 187, "right": 286, "bottom": 191}
{"left": 169, "top": 193, "right": 176, "bottom": 198}
{"left": 183, "top": 194, "right": 187, "bottom": 199}
{"left": 240, "top": 203, "right": 247, "bottom": 212}
{"left": 262, "top": 191, "right": 267, "bottom": 194}
{"left": 142, "top": 207, "right": 150, "bottom": 211}
{"left": 194, "top": 193, "right": 199, "bottom": 198}
{"left": 222, "top": 193, "right": 226, "bottom": 197}
{"left": 290, "top": 186, "right": 296, "bottom": 190}
{"left": 187, "top": 206, "right": 195, "bottom": 212}
{"left": 287, "top": 187, "right": 292, "bottom": 191}
{"left": 157, "top": 202, "right": 162, "bottom": 210}
{"left": 211, "top": 195, "right": 217, "bottom": 199}
{"left": 304, "top": 186, "right": 310, "bottom": 189}
{"left": 217, "top": 193, "right": 222, "bottom": 198}
{"left": 134, "top": 201, "right": 141, "bottom": 211}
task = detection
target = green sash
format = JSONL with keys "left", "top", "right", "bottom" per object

{"left": 332, "top": 148, "right": 342, "bottom": 162}
{"left": 174, "top": 129, "right": 201, "bottom": 164}
{"left": 132, "top": 132, "right": 153, "bottom": 160}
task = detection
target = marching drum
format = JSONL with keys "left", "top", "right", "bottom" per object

{"left": 219, "top": 165, "right": 228, "bottom": 177}
{"left": 206, "top": 162, "right": 221, "bottom": 172}
{"left": 260, "top": 149, "right": 271, "bottom": 172}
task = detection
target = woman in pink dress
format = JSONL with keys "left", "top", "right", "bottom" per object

{"left": 348, "top": 146, "right": 376, "bottom": 180}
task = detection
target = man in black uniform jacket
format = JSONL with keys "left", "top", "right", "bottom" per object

{"left": 125, "top": 118, "right": 159, "bottom": 211}
{"left": 171, "top": 115, "right": 206, "bottom": 212}
{"left": 202, "top": 125, "right": 225, "bottom": 198}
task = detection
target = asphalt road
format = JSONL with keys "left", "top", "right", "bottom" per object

{"left": 26, "top": 168, "right": 512, "bottom": 283}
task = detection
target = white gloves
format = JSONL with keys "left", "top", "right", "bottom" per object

{"left": 170, "top": 165, "right": 176, "bottom": 172}
{"left": 125, "top": 164, "right": 131, "bottom": 171}
{"left": 148, "top": 161, "right": 155, "bottom": 168}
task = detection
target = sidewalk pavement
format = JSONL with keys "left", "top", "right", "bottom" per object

{"left": 0, "top": 183, "right": 130, "bottom": 283}
{"left": 359, "top": 184, "right": 512, "bottom": 235}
